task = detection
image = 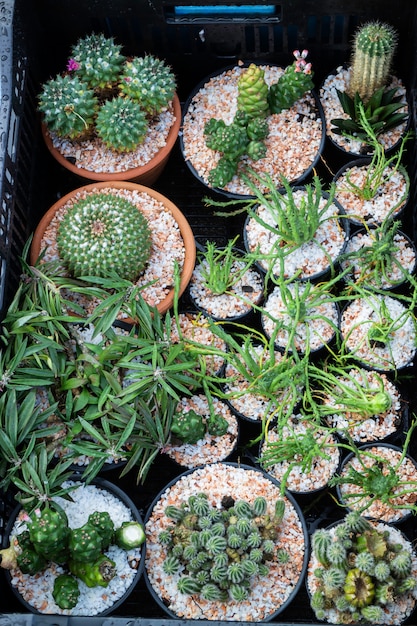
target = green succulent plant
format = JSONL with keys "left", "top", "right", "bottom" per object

{"left": 119, "top": 54, "right": 176, "bottom": 116}
{"left": 69, "top": 32, "right": 126, "bottom": 90}
{"left": 160, "top": 492, "right": 287, "bottom": 603}
{"left": 95, "top": 97, "right": 148, "bottom": 152}
{"left": 38, "top": 74, "right": 98, "bottom": 140}
{"left": 56, "top": 192, "right": 152, "bottom": 281}
{"left": 268, "top": 49, "right": 314, "bottom": 114}
{"left": 310, "top": 513, "right": 416, "bottom": 624}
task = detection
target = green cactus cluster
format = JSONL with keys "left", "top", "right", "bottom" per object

{"left": 204, "top": 53, "right": 314, "bottom": 188}
{"left": 159, "top": 492, "right": 287, "bottom": 603}
{"left": 38, "top": 33, "right": 177, "bottom": 152}
{"left": 13, "top": 505, "right": 145, "bottom": 610}
{"left": 170, "top": 407, "right": 228, "bottom": 445}
{"left": 56, "top": 192, "right": 152, "bottom": 281}
{"left": 310, "top": 512, "right": 416, "bottom": 624}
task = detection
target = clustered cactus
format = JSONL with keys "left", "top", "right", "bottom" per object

{"left": 159, "top": 492, "right": 288, "bottom": 602}
{"left": 170, "top": 408, "right": 228, "bottom": 444}
{"left": 56, "top": 192, "right": 152, "bottom": 281}
{"left": 38, "top": 33, "right": 176, "bottom": 152}
{"left": 10, "top": 505, "right": 145, "bottom": 610}
{"left": 204, "top": 50, "right": 314, "bottom": 188}
{"left": 310, "top": 512, "right": 416, "bottom": 624}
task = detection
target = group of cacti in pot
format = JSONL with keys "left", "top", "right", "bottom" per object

{"left": 0, "top": 19, "right": 416, "bottom": 624}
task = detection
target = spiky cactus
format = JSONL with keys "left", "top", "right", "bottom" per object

{"left": 119, "top": 55, "right": 176, "bottom": 116}
{"left": 170, "top": 408, "right": 206, "bottom": 444}
{"left": 38, "top": 74, "right": 98, "bottom": 139}
{"left": 95, "top": 97, "right": 148, "bottom": 152}
{"left": 27, "top": 506, "right": 70, "bottom": 561}
{"left": 69, "top": 32, "right": 126, "bottom": 90}
{"left": 57, "top": 192, "right": 152, "bottom": 281}
{"left": 348, "top": 21, "right": 398, "bottom": 101}
{"left": 268, "top": 50, "right": 314, "bottom": 114}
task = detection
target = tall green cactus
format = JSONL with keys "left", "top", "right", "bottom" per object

{"left": 348, "top": 21, "right": 398, "bottom": 101}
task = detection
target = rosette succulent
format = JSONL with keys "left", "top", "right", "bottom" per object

{"left": 56, "top": 192, "right": 152, "bottom": 281}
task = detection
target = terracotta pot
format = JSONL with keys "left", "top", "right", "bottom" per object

{"left": 41, "top": 93, "right": 182, "bottom": 186}
{"left": 30, "top": 181, "right": 196, "bottom": 317}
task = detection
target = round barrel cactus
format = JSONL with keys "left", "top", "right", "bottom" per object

{"left": 57, "top": 192, "right": 152, "bottom": 281}
{"left": 119, "top": 54, "right": 176, "bottom": 116}
{"left": 95, "top": 96, "right": 148, "bottom": 152}
{"left": 69, "top": 32, "right": 126, "bottom": 90}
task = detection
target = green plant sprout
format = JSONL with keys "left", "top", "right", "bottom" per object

{"left": 308, "top": 362, "right": 392, "bottom": 420}
{"left": 335, "top": 102, "right": 410, "bottom": 207}
{"left": 198, "top": 236, "right": 255, "bottom": 295}
{"left": 341, "top": 219, "right": 415, "bottom": 290}
{"left": 329, "top": 420, "right": 417, "bottom": 516}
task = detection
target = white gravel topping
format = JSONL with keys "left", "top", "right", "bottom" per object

{"left": 340, "top": 294, "right": 417, "bottom": 371}
{"left": 145, "top": 463, "right": 307, "bottom": 620}
{"left": 182, "top": 65, "right": 323, "bottom": 196}
{"left": 189, "top": 258, "right": 264, "bottom": 319}
{"left": 341, "top": 229, "right": 416, "bottom": 289}
{"left": 260, "top": 416, "right": 340, "bottom": 493}
{"left": 321, "top": 368, "right": 404, "bottom": 443}
{"left": 334, "top": 163, "right": 409, "bottom": 225}
{"left": 319, "top": 66, "right": 408, "bottom": 155}
{"left": 47, "top": 104, "right": 176, "bottom": 173}
{"left": 8, "top": 481, "right": 142, "bottom": 616}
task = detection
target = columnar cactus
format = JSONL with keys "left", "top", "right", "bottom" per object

{"left": 57, "top": 192, "right": 152, "bottom": 281}
{"left": 348, "top": 21, "right": 398, "bottom": 101}
{"left": 160, "top": 492, "right": 288, "bottom": 603}
{"left": 268, "top": 50, "right": 314, "bottom": 114}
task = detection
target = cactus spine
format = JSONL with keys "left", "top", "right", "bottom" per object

{"left": 348, "top": 21, "right": 398, "bottom": 101}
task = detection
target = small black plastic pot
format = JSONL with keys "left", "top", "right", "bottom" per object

{"left": 340, "top": 225, "right": 417, "bottom": 291}
{"left": 180, "top": 62, "right": 326, "bottom": 200}
{"left": 143, "top": 461, "right": 309, "bottom": 621}
{"left": 333, "top": 158, "right": 410, "bottom": 227}
{"left": 243, "top": 189, "right": 350, "bottom": 284}
{"left": 334, "top": 442, "right": 417, "bottom": 524}
{"left": 2, "top": 477, "right": 146, "bottom": 616}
